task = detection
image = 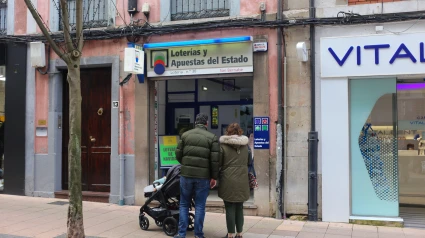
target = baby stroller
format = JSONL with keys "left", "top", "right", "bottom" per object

{"left": 139, "top": 164, "right": 195, "bottom": 236}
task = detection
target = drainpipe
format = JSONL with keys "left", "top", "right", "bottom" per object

{"left": 119, "top": 84, "right": 126, "bottom": 206}
{"left": 283, "top": 46, "right": 287, "bottom": 219}
{"left": 308, "top": 0, "right": 319, "bottom": 221}
{"left": 276, "top": 0, "right": 284, "bottom": 219}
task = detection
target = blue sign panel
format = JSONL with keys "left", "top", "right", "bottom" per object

{"left": 253, "top": 117, "right": 270, "bottom": 149}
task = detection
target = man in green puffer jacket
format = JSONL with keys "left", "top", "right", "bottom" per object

{"left": 175, "top": 113, "right": 220, "bottom": 238}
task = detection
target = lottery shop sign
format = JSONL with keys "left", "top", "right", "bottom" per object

{"left": 253, "top": 117, "right": 270, "bottom": 149}
{"left": 145, "top": 38, "right": 253, "bottom": 77}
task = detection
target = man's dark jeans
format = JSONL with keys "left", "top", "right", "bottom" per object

{"left": 178, "top": 176, "right": 209, "bottom": 238}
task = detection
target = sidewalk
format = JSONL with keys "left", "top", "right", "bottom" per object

{"left": 0, "top": 195, "right": 424, "bottom": 238}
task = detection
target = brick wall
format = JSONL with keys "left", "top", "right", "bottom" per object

{"left": 348, "top": 0, "right": 401, "bottom": 5}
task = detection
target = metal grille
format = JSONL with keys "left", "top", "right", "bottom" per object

{"left": 0, "top": 2, "right": 6, "bottom": 35}
{"left": 400, "top": 207, "right": 425, "bottom": 229}
{"left": 58, "top": 0, "right": 108, "bottom": 31}
{"left": 171, "top": 0, "right": 230, "bottom": 21}
{"left": 358, "top": 124, "right": 398, "bottom": 202}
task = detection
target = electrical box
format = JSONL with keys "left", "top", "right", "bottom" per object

{"left": 30, "top": 42, "right": 46, "bottom": 68}
{"left": 296, "top": 42, "right": 308, "bottom": 62}
{"left": 128, "top": 0, "right": 138, "bottom": 13}
{"left": 376, "top": 26, "right": 384, "bottom": 32}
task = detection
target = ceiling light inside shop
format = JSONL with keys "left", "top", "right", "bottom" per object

{"left": 0, "top": 77, "right": 5, "bottom": 81}
{"left": 202, "top": 86, "right": 208, "bottom": 91}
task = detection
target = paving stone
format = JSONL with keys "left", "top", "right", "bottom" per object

{"left": 326, "top": 228, "right": 352, "bottom": 236}
{"left": 296, "top": 231, "right": 325, "bottom": 238}
{"left": 324, "top": 234, "right": 351, "bottom": 238}
{"left": 352, "top": 230, "right": 379, "bottom": 238}
{"left": 276, "top": 224, "right": 303, "bottom": 232}
{"left": 300, "top": 226, "right": 327, "bottom": 233}
{"left": 237, "top": 233, "right": 268, "bottom": 238}
{"left": 271, "top": 230, "right": 299, "bottom": 236}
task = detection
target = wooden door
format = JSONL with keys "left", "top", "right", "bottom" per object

{"left": 62, "top": 68, "right": 112, "bottom": 192}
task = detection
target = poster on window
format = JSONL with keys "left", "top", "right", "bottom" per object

{"left": 158, "top": 135, "right": 180, "bottom": 168}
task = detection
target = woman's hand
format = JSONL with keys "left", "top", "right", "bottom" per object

{"left": 210, "top": 179, "right": 217, "bottom": 189}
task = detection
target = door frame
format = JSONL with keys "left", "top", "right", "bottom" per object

{"left": 61, "top": 67, "right": 113, "bottom": 192}
{"left": 49, "top": 56, "right": 120, "bottom": 202}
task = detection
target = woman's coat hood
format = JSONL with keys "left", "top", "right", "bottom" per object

{"left": 219, "top": 135, "right": 249, "bottom": 146}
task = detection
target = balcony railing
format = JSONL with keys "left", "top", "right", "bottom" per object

{"left": 58, "top": 0, "right": 108, "bottom": 31}
{"left": 171, "top": 0, "right": 230, "bottom": 21}
{"left": 0, "top": 2, "right": 6, "bottom": 35}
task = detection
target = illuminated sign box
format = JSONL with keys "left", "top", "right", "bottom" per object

{"left": 144, "top": 36, "right": 253, "bottom": 77}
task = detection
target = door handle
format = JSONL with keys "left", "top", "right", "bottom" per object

{"left": 97, "top": 108, "right": 103, "bottom": 116}
{"left": 90, "top": 136, "right": 96, "bottom": 142}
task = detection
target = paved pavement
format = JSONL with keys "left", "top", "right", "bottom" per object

{"left": 0, "top": 194, "right": 424, "bottom": 238}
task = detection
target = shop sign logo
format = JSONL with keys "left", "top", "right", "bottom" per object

{"left": 151, "top": 50, "right": 168, "bottom": 75}
{"left": 328, "top": 43, "right": 425, "bottom": 66}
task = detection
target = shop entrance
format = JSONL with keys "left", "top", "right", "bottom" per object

{"left": 350, "top": 78, "right": 425, "bottom": 227}
{"left": 62, "top": 68, "right": 112, "bottom": 193}
{"left": 156, "top": 77, "right": 254, "bottom": 201}
{"left": 396, "top": 80, "right": 425, "bottom": 228}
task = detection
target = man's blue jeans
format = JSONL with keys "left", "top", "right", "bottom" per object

{"left": 178, "top": 176, "right": 210, "bottom": 238}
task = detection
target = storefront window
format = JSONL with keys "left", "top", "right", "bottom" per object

{"left": 350, "top": 78, "right": 399, "bottom": 217}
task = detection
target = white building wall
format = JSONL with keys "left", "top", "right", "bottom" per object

{"left": 321, "top": 78, "right": 350, "bottom": 223}
{"left": 316, "top": 20, "right": 425, "bottom": 222}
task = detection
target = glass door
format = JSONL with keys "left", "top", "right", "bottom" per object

{"left": 397, "top": 83, "right": 425, "bottom": 206}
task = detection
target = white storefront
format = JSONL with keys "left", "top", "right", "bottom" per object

{"left": 316, "top": 20, "right": 425, "bottom": 223}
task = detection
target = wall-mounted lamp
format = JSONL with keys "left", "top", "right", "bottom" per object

{"left": 128, "top": 0, "right": 138, "bottom": 14}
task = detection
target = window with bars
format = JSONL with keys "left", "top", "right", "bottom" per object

{"left": 57, "top": 0, "right": 109, "bottom": 31}
{"left": 171, "top": 0, "right": 230, "bottom": 21}
{"left": 0, "top": 2, "right": 6, "bottom": 35}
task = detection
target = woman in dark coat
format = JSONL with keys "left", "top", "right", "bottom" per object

{"left": 218, "top": 123, "right": 251, "bottom": 238}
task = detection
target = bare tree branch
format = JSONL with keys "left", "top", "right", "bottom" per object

{"left": 23, "top": 0, "right": 66, "bottom": 61}
{"left": 76, "top": 0, "right": 84, "bottom": 52}
{"left": 60, "top": 0, "right": 74, "bottom": 53}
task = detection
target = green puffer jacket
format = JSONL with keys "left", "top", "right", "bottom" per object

{"left": 175, "top": 124, "right": 220, "bottom": 180}
{"left": 218, "top": 135, "right": 251, "bottom": 203}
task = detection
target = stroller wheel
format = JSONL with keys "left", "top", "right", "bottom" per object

{"left": 139, "top": 215, "right": 149, "bottom": 230}
{"left": 155, "top": 220, "right": 163, "bottom": 227}
{"left": 163, "top": 217, "right": 178, "bottom": 236}
{"left": 187, "top": 213, "right": 195, "bottom": 231}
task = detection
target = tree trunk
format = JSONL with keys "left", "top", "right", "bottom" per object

{"left": 66, "top": 62, "right": 85, "bottom": 238}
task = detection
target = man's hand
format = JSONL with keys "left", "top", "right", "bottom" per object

{"left": 210, "top": 179, "right": 217, "bottom": 189}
